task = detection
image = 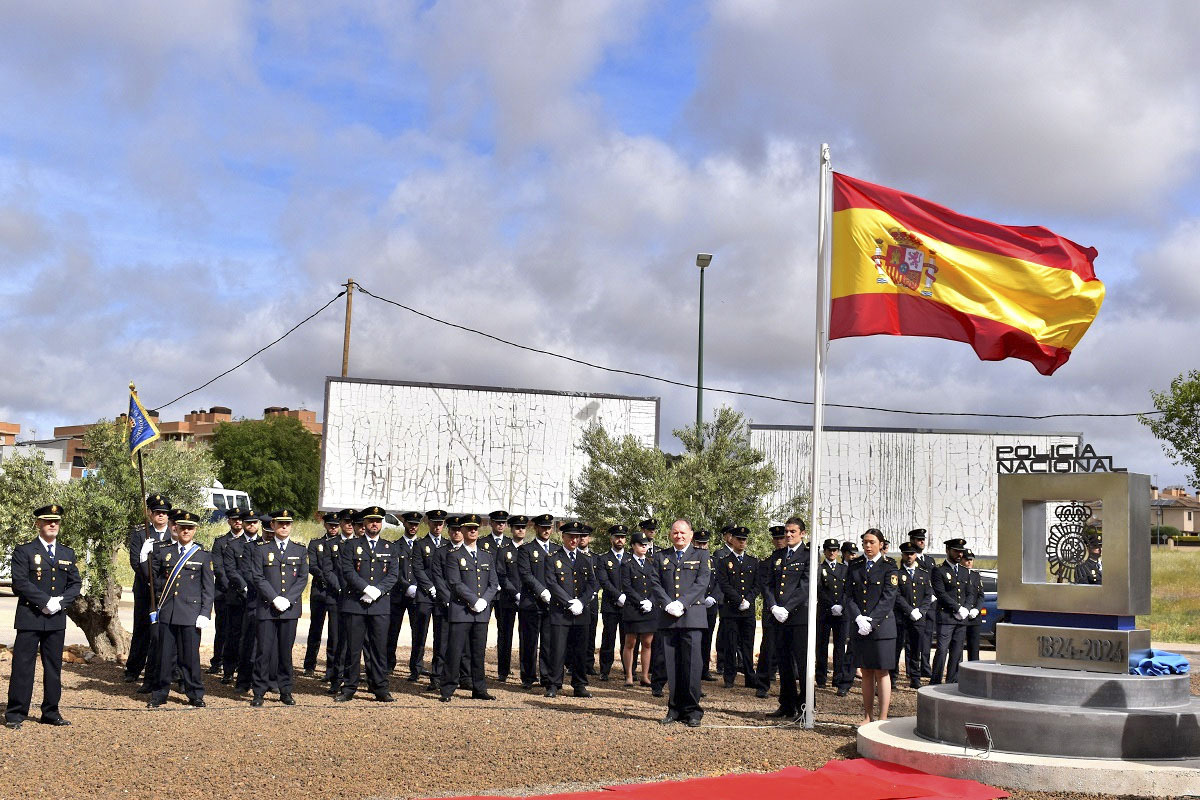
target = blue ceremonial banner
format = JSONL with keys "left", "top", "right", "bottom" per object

{"left": 128, "top": 385, "right": 160, "bottom": 459}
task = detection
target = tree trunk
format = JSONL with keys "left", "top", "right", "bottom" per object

{"left": 66, "top": 574, "right": 129, "bottom": 662}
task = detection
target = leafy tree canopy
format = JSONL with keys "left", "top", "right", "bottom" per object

{"left": 210, "top": 415, "right": 320, "bottom": 517}
{"left": 1141, "top": 369, "right": 1200, "bottom": 489}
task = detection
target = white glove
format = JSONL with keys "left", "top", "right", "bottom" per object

{"left": 704, "top": 596, "right": 717, "bottom": 608}
{"left": 195, "top": 615, "right": 210, "bottom": 630}
{"left": 617, "top": 593, "right": 626, "bottom": 607}
{"left": 515, "top": 592, "right": 521, "bottom": 602}
{"left": 738, "top": 599, "right": 751, "bottom": 611}
{"left": 956, "top": 606, "right": 969, "bottom": 620}
{"left": 272, "top": 596, "right": 291, "bottom": 612}
{"left": 771, "top": 605, "right": 789, "bottom": 623}
{"left": 639, "top": 599, "right": 653, "bottom": 613}
{"left": 855, "top": 615, "right": 872, "bottom": 629}
{"left": 473, "top": 598, "right": 487, "bottom": 613}
{"left": 567, "top": 599, "right": 584, "bottom": 616}
{"left": 429, "top": 586, "right": 438, "bottom": 599}
{"left": 406, "top": 584, "right": 417, "bottom": 598}
{"left": 968, "top": 608, "right": 979, "bottom": 619}
{"left": 830, "top": 604, "right": 843, "bottom": 617}
{"left": 910, "top": 608, "right": 922, "bottom": 621}
{"left": 857, "top": 620, "right": 872, "bottom": 636}
{"left": 539, "top": 589, "right": 551, "bottom": 603}
{"left": 139, "top": 538, "right": 155, "bottom": 563}
{"left": 360, "top": 591, "right": 374, "bottom": 604}
{"left": 45, "top": 597, "right": 62, "bottom": 614}
{"left": 665, "top": 600, "right": 685, "bottom": 617}
{"left": 364, "top": 585, "right": 382, "bottom": 601}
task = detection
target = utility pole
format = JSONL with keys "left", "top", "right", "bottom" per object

{"left": 695, "top": 254, "right": 713, "bottom": 440}
{"left": 342, "top": 278, "right": 355, "bottom": 377}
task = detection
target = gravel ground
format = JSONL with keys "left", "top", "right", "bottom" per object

{"left": 0, "top": 646, "right": 1195, "bottom": 800}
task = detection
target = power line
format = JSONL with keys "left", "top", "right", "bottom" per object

{"left": 149, "top": 290, "right": 347, "bottom": 413}
{"left": 356, "top": 284, "right": 1161, "bottom": 422}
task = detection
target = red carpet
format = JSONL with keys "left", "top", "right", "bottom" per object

{"left": 418, "top": 759, "right": 1007, "bottom": 800}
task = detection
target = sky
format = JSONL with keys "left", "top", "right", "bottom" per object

{"left": 1, "top": 0, "right": 1197, "bottom": 491}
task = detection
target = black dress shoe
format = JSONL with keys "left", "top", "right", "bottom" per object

{"left": 684, "top": 717, "right": 701, "bottom": 728}
{"left": 699, "top": 690, "right": 707, "bottom": 698}
{"left": 249, "top": 696, "right": 265, "bottom": 707}
{"left": 755, "top": 688, "right": 768, "bottom": 698}
{"left": 375, "top": 693, "right": 396, "bottom": 703}
{"left": 407, "top": 674, "right": 421, "bottom": 682}
{"left": 136, "top": 685, "right": 152, "bottom": 695}
{"left": 123, "top": 674, "right": 139, "bottom": 683}
{"left": 303, "top": 669, "right": 315, "bottom": 678}
{"left": 220, "top": 676, "right": 235, "bottom": 685}
{"left": 333, "top": 693, "right": 353, "bottom": 702}
{"left": 188, "top": 699, "right": 206, "bottom": 708}
{"left": 521, "top": 682, "right": 533, "bottom": 690}
{"left": 659, "top": 712, "right": 679, "bottom": 725}
{"left": 723, "top": 680, "right": 735, "bottom": 689}
{"left": 438, "top": 695, "right": 452, "bottom": 702}
{"left": 701, "top": 673, "right": 716, "bottom": 682}
{"left": 909, "top": 681, "right": 922, "bottom": 690}
{"left": 766, "top": 707, "right": 795, "bottom": 718}
{"left": 39, "top": 717, "right": 71, "bottom": 726}
{"left": 496, "top": 675, "right": 508, "bottom": 683}
{"left": 206, "top": 665, "right": 222, "bottom": 675}
{"left": 4, "top": 720, "right": 21, "bottom": 730}
{"left": 146, "top": 699, "right": 165, "bottom": 709}
{"left": 836, "top": 688, "right": 849, "bottom": 697}
{"left": 598, "top": 673, "right": 609, "bottom": 682}
{"left": 651, "top": 688, "right": 663, "bottom": 697}
{"left": 573, "top": 689, "right": 592, "bottom": 698}
{"left": 471, "top": 692, "right": 497, "bottom": 700}
{"left": 544, "top": 688, "right": 558, "bottom": 698}
{"left": 280, "top": 694, "right": 296, "bottom": 706}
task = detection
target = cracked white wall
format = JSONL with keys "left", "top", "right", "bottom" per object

{"left": 320, "top": 380, "right": 658, "bottom": 515}
{"left": 750, "top": 427, "right": 1080, "bottom": 555}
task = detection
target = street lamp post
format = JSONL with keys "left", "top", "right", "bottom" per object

{"left": 695, "top": 253, "right": 713, "bottom": 440}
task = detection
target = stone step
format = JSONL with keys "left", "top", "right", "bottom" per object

{"left": 957, "top": 660, "right": 1191, "bottom": 709}
{"left": 916, "top": 683, "right": 1200, "bottom": 759}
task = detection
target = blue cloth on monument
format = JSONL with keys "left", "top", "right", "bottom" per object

{"left": 1130, "top": 649, "right": 1190, "bottom": 676}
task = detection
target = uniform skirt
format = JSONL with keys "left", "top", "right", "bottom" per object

{"left": 852, "top": 635, "right": 897, "bottom": 671}
{"left": 621, "top": 610, "right": 658, "bottom": 634}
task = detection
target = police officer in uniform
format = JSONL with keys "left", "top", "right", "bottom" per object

{"left": 765, "top": 517, "right": 811, "bottom": 721}
{"left": 543, "top": 520, "right": 598, "bottom": 698}
{"left": 387, "top": 510, "right": 423, "bottom": 675}
{"left": 930, "top": 538, "right": 971, "bottom": 684}
{"left": 713, "top": 525, "right": 762, "bottom": 690}
{"left": 440, "top": 513, "right": 499, "bottom": 701}
{"left": 693, "top": 530, "right": 720, "bottom": 682}
{"left": 411, "top": 509, "right": 448, "bottom": 684}
{"left": 754, "top": 525, "right": 788, "bottom": 697}
{"left": 620, "top": 530, "right": 658, "bottom": 686}
{"left": 516, "top": 513, "right": 559, "bottom": 689}
{"left": 326, "top": 509, "right": 357, "bottom": 694}
{"left": 893, "top": 541, "right": 933, "bottom": 689}
{"left": 125, "top": 493, "right": 172, "bottom": 687}
{"left": 335, "top": 506, "right": 397, "bottom": 702}
{"left": 229, "top": 511, "right": 265, "bottom": 693}
{"left": 5, "top": 505, "right": 81, "bottom": 729}
{"left": 845, "top": 528, "right": 899, "bottom": 725}
{"left": 208, "top": 509, "right": 241, "bottom": 674}
{"left": 651, "top": 519, "right": 710, "bottom": 727}
{"left": 907, "top": 529, "right": 937, "bottom": 680}
{"left": 962, "top": 550, "right": 985, "bottom": 662}
{"left": 580, "top": 526, "right": 601, "bottom": 676}
{"left": 815, "top": 537, "right": 851, "bottom": 695}
{"left": 249, "top": 510, "right": 309, "bottom": 706}
{"left": 304, "top": 512, "right": 341, "bottom": 679}
{"left": 1075, "top": 534, "right": 1102, "bottom": 585}
{"left": 488, "top": 511, "right": 522, "bottom": 682}
{"left": 594, "top": 524, "right": 628, "bottom": 681}
{"left": 147, "top": 512, "right": 214, "bottom": 708}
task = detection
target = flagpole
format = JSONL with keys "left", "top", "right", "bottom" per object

{"left": 802, "top": 144, "right": 833, "bottom": 729}
{"left": 130, "top": 382, "right": 155, "bottom": 610}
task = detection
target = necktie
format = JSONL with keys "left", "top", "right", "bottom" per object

{"left": 675, "top": 549, "right": 683, "bottom": 564}
{"left": 279, "top": 541, "right": 286, "bottom": 556}
{"left": 569, "top": 551, "right": 576, "bottom": 564}
{"left": 369, "top": 539, "right": 376, "bottom": 553}
{"left": 738, "top": 554, "right": 744, "bottom": 564}
{"left": 865, "top": 559, "right": 872, "bottom": 574}
{"left": 48, "top": 544, "right": 55, "bottom": 561}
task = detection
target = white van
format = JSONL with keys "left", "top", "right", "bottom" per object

{"left": 202, "top": 480, "right": 253, "bottom": 522}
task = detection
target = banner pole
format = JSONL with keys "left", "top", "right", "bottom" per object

{"left": 802, "top": 144, "right": 833, "bottom": 729}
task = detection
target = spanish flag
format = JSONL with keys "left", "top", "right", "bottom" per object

{"left": 830, "top": 173, "right": 1104, "bottom": 376}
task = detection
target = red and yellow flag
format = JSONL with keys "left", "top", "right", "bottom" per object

{"left": 830, "top": 173, "right": 1104, "bottom": 375}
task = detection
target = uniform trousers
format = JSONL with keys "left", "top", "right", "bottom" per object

{"left": 776, "top": 623, "right": 809, "bottom": 715}
{"left": 235, "top": 604, "right": 259, "bottom": 690}
{"left": 384, "top": 594, "right": 416, "bottom": 674}
{"left": 254, "top": 617, "right": 298, "bottom": 696}
{"left": 893, "top": 616, "right": 927, "bottom": 687}
{"left": 720, "top": 615, "right": 760, "bottom": 687}
{"left": 921, "top": 615, "right": 937, "bottom": 679}
{"left": 598, "top": 610, "right": 624, "bottom": 677}
{"left": 442, "top": 620, "right": 488, "bottom": 696}
{"left": 700, "top": 606, "right": 718, "bottom": 676}
{"left": 661, "top": 628, "right": 703, "bottom": 722}
{"left": 340, "top": 613, "right": 389, "bottom": 695}
{"left": 650, "top": 630, "right": 668, "bottom": 692}
{"left": 304, "top": 595, "right": 337, "bottom": 675}
{"left": 816, "top": 611, "right": 851, "bottom": 689}
{"left": 756, "top": 616, "right": 778, "bottom": 687}
{"left": 931, "top": 621, "right": 966, "bottom": 684}
{"left": 430, "top": 607, "right": 449, "bottom": 685}
{"left": 517, "top": 607, "right": 547, "bottom": 685}
{"left": 209, "top": 597, "right": 229, "bottom": 670}
{"left": 5, "top": 628, "right": 66, "bottom": 723}
{"left": 221, "top": 600, "right": 245, "bottom": 677}
{"left": 714, "top": 617, "right": 732, "bottom": 673}
{"left": 586, "top": 604, "right": 599, "bottom": 672}
{"left": 124, "top": 580, "right": 152, "bottom": 680}
{"left": 329, "top": 604, "right": 353, "bottom": 689}
{"left": 965, "top": 623, "right": 982, "bottom": 663}
{"left": 152, "top": 623, "right": 203, "bottom": 703}
{"left": 408, "top": 603, "right": 432, "bottom": 677}
{"left": 494, "top": 601, "right": 517, "bottom": 679}
{"left": 545, "top": 624, "right": 588, "bottom": 692}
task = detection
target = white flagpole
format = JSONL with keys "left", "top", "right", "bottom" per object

{"left": 802, "top": 143, "right": 833, "bottom": 729}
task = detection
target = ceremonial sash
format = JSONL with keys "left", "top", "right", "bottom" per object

{"left": 152, "top": 543, "right": 201, "bottom": 620}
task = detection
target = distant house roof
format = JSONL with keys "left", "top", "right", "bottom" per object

{"left": 1152, "top": 495, "right": 1200, "bottom": 509}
